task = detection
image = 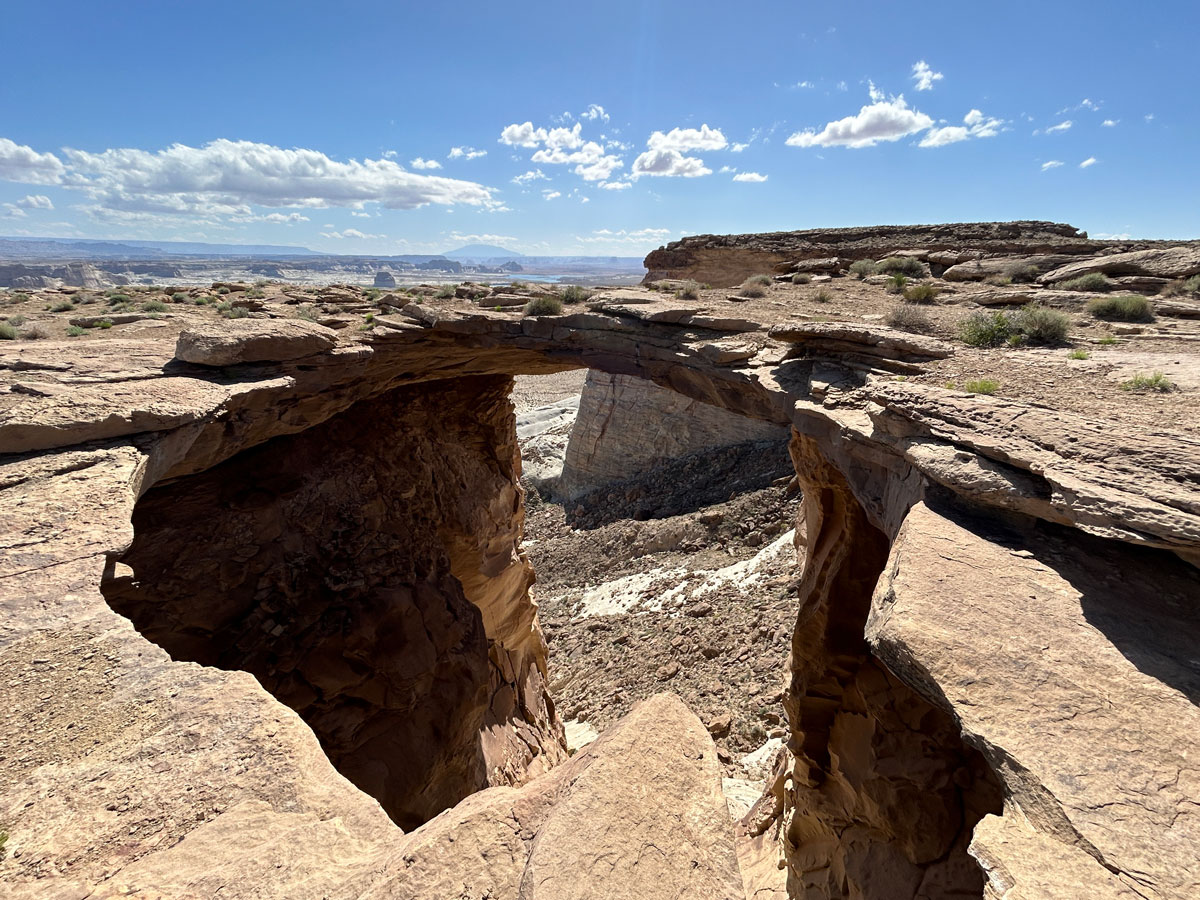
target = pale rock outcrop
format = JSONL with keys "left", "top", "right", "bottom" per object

{"left": 556, "top": 369, "right": 787, "bottom": 500}
{"left": 175, "top": 319, "right": 339, "bottom": 365}
{"left": 1040, "top": 245, "right": 1200, "bottom": 284}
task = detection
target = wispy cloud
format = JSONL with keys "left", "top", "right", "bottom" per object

{"left": 1043, "top": 120, "right": 1073, "bottom": 134}
{"left": 15, "top": 194, "right": 53, "bottom": 210}
{"left": 448, "top": 146, "right": 487, "bottom": 160}
{"left": 1079, "top": 157, "right": 1097, "bottom": 168}
{"left": 1102, "top": 119, "right": 1118, "bottom": 127}
{"left": 1041, "top": 160, "right": 1064, "bottom": 171}
{"left": 732, "top": 172, "right": 767, "bottom": 182}
{"left": 919, "top": 108, "right": 1006, "bottom": 147}
{"left": 911, "top": 60, "right": 944, "bottom": 91}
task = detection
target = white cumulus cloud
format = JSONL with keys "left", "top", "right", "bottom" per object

{"left": 598, "top": 180, "right": 631, "bottom": 190}
{"left": 58, "top": 138, "right": 495, "bottom": 217}
{"left": 410, "top": 157, "right": 442, "bottom": 170}
{"left": 631, "top": 148, "right": 712, "bottom": 178}
{"left": 911, "top": 61, "right": 944, "bottom": 91}
{"left": 580, "top": 104, "right": 610, "bottom": 123}
{"left": 543, "top": 190, "right": 561, "bottom": 200}
{"left": 1079, "top": 157, "right": 1097, "bottom": 168}
{"left": 787, "top": 95, "right": 933, "bottom": 148}
{"left": 1102, "top": 119, "right": 1118, "bottom": 127}
{"left": 500, "top": 122, "right": 547, "bottom": 148}
{"left": 511, "top": 168, "right": 547, "bottom": 185}
{"left": 0, "top": 138, "right": 66, "bottom": 184}
{"left": 919, "top": 108, "right": 1006, "bottom": 147}
{"left": 16, "top": 194, "right": 53, "bottom": 209}
{"left": 645, "top": 124, "right": 727, "bottom": 153}
{"left": 448, "top": 146, "right": 487, "bottom": 159}
{"left": 732, "top": 172, "right": 767, "bottom": 182}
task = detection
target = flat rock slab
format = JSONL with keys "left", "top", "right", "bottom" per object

{"left": 175, "top": 320, "right": 338, "bottom": 366}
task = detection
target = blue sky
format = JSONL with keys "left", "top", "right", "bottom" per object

{"left": 1, "top": 0, "right": 1196, "bottom": 256}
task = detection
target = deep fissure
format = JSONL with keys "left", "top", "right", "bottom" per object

{"left": 98, "top": 368, "right": 1004, "bottom": 896}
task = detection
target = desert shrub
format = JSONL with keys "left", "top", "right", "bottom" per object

{"left": 561, "top": 284, "right": 594, "bottom": 304}
{"left": 509, "top": 281, "right": 527, "bottom": 291}
{"left": 984, "top": 274, "right": 1013, "bottom": 286}
{"left": 1120, "top": 372, "right": 1174, "bottom": 393}
{"left": 245, "top": 288, "right": 266, "bottom": 299}
{"left": 1163, "top": 274, "right": 1200, "bottom": 296}
{"left": 677, "top": 280, "right": 702, "bottom": 300}
{"left": 1012, "top": 303, "right": 1070, "bottom": 343}
{"left": 523, "top": 295, "right": 563, "bottom": 316}
{"left": 106, "top": 294, "right": 131, "bottom": 306}
{"left": 96, "top": 318, "right": 113, "bottom": 329}
{"left": 902, "top": 283, "right": 938, "bottom": 303}
{"left": 21, "top": 323, "right": 52, "bottom": 340}
{"left": 48, "top": 300, "right": 75, "bottom": 312}
{"left": 739, "top": 279, "right": 768, "bottom": 298}
{"left": 1087, "top": 294, "right": 1153, "bottom": 321}
{"left": 814, "top": 288, "right": 832, "bottom": 303}
{"left": 6, "top": 315, "right": 26, "bottom": 327}
{"left": 142, "top": 299, "right": 167, "bottom": 312}
{"left": 746, "top": 273, "right": 774, "bottom": 286}
{"left": 0, "top": 322, "right": 15, "bottom": 340}
{"left": 1068, "top": 348, "right": 1090, "bottom": 360}
{"left": 885, "top": 304, "right": 933, "bottom": 332}
{"left": 67, "top": 324, "right": 87, "bottom": 337}
{"left": 879, "top": 256, "right": 926, "bottom": 277}
{"left": 1002, "top": 263, "right": 1040, "bottom": 283}
{"left": 297, "top": 304, "right": 319, "bottom": 322}
{"left": 848, "top": 259, "right": 878, "bottom": 279}
{"left": 1098, "top": 334, "right": 1117, "bottom": 346}
{"left": 965, "top": 378, "right": 1000, "bottom": 395}
{"left": 434, "top": 284, "right": 455, "bottom": 299}
{"left": 216, "top": 286, "right": 231, "bottom": 295}
{"left": 789, "top": 273, "right": 810, "bottom": 285}
{"left": 1059, "top": 272, "right": 1113, "bottom": 292}
{"left": 193, "top": 296, "right": 212, "bottom": 306}
{"left": 958, "top": 310, "right": 1013, "bottom": 347}
{"left": 885, "top": 274, "right": 908, "bottom": 294}
{"left": 220, "top": 306, "right": 250, "bottom": 319}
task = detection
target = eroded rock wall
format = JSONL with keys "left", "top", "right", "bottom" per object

{"left": 747, "top": 432, "right": 1003, "bottom": 898}
{"left": 556, "top": 369, "right": 788, "bottom": 500}
{"left": 103, "top": 374, "right": 565, "bottom": 830}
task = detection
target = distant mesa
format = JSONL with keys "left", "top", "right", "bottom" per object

{"left": 444, "top": 243, "right": 524, "bottom": 261}
{"left": 374, "top": 270, "right": 397, "bottom": 288}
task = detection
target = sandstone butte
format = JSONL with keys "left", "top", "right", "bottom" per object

{"left": 1, "top": 221, "right": 1198, "bottom": 900}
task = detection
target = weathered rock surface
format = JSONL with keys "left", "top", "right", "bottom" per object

{"left": 3, "top": 254, "right": 1199, "bottom": 900}
{"left": 175, "top": 319, "right": 339, "bottom": 365}
{"left": 1040, "top": 245, "right": 1200, "bottom": 284}
{"left": 556, "top": 370, "right": 787, "bottom": 500}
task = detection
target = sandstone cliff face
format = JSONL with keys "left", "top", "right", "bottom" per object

{"left": 556, "top": 369, "right": 787, "bottom": 500}
{"left": 641, "top": 221, "right": 1180, "bottom": 286}
{"left": 102, "top": 375, "right": 564, "bottom": 830}
{"left": 2, "top": 270, "right": 1199, "bottom": 899}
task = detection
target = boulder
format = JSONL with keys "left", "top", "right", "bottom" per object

{"left": 175, "top": 320, "right": 338, "bottom": 366}
{"left": 1040, "top": 245, "right": 1200, "bottom": 284}
{"left": 941, "top": 255, "right": 1079, "bottom": 282}
{"left": 373, "top": 270, "right": 397, "bottom": 288}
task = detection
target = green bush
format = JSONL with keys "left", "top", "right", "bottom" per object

{"left": 848, "top": 259, "right": 878, "bottom": 279}
{"left": 97, "top": 318, "right": 113, "bottom": 329}
{"left": 885, "top": 304, "right": 932, "bottom": 332}
{"left": 1012, "top": 303, "right": 1070, "bottom": 343}
{"left": 677, "top": 280, "right": 702, "bottom": 300}
{"left": 1120, "top": 372, "right": 1174, "bottom": 393}
{"left": 1068, "top": 348, "right": 1090, "bottom": 360}
{"left": 814, "top": 288, "right": 832, "bottom": 303}
{"left": 106, "top": 293, "right": 131, "bottom": 306}
{"left": 902, "top": 283, "right": 938, "bottom": 304}
{"left": 245, "top": 288, "right": 266, "bottom": 299}
{"left": 959, "top": 303, "right": 1070, "bottom": 347}
{"left": 221, "top": 306, "right": 250, "bottom": 319}
{"left": 1059, "top": 272, "right": 1113, "bottom": 292}
{"left": 1087, "top": 294, "right": 1153, "bottom": 322}
{"left": 67, "top": 324, "right": 87, "bottom": 337}
{"left": 434, "top": 284, "right": 455, "bottom": 299}
{"left": 523, "top": 295, "right": 564, "bottom": 316}
{"left": 959, "top": 310, "right": 1014, "bottom": 347}
{"left": 965, "top": 378, "right": 1000, "bottom": 395}
{"left": 48, "top": 300, "right": 75, "bottom": 312}
{"left": 1098, "top": 334, "right": 1117, "bottom": 346}
{"left": 6, "top": 315, "right": 26, "bottom": 327}
{"left": 297, "top": 304, "right": 320, "bottom": 322}
{"left": 791, "top": 273, "right": 812, "bottom": 285}
{"left": 561, "top": 284, "right": 594, "bottom": 304}
{"left": 879, "top": 256, "right": 926, "bottom": 277}
{"left": 142, "top": 299, "right": 168, "bottom": 312}
{"left": 0, "top": 322, "right": 15, "bottom": 340}
{"left": 885, "top": 274, "right": 908, "bottom": 294}
{"left": 746, "top": 273, "right": 774, "bottom": 286}
{"left": 216, "top": 286, "right": 231, "bottom": 295}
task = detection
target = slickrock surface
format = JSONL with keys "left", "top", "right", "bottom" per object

{"left": 2, "top": 225, "right": 1198, "bottom": 899}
